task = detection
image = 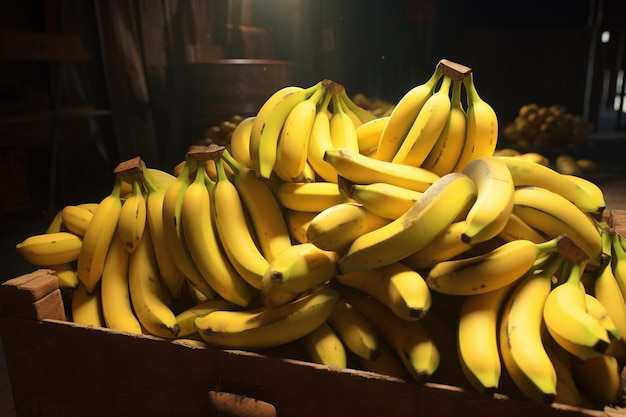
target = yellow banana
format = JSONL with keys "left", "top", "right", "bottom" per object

{"left": 337, "top": 172, "right": 477, "bottom": 274}
{"left": 337, "top": 89, "right": 377, "bottom": 124}
{"left": 329, "top": 93, "right": 360, "bottom": 152}
{"left": 453, "top": 73, "right": 498, "bottom": 172}
{"left": 543, "top": 333, "right": 584, "bottom": 407}
{"left": 324, "top": 147, "right": 440, "bottom": 192}
{"left": 571, "top": 354, "right": 622, "bottom": 408}
{"left": 274, "top": 181, "right": 347, "bottom": 212}
{"left": 71, "top": 281, "right": 104, "bottom": 327}
{"left": 337, "top": 261, "right": 431, "bottom": 321}
{"left": 611, "top": 230, "right": 626, "bottom": 301}
{"left": 174, "top": 298, "right": 241, "bottom": 338}
{"left": 45, "top": 209, "right": 64, "bottom": 234}
{"left": 307, "top": 89, "right": 339, "bottom": 183}
{"left": 195, "top": 286, "right": 340, "bottom": 350}
{"left": 497, "top": 212, "right": 547, "bottom": 244}
{"left": 117, "top": 174, "right": 147, "bottom": 253}
{"left": 376, "top": 65, "right": 443, "bottom": 161}
{"left": 299, "top": 321, "right": 347, "bottom": 368}
{"left": 61, "top": 204, "right": 94, "bottom": 236}
{"left": 76, "top": 176, "right": 123, "bottom": 293}
{"left": 100, "top": 234, "right": 142, "bottom": 334}
{"left": 327, "top": 298, "right": 379, "bottom": 361}
{"left": 306, "top": 202, "right": 390, "bottom": 253}
{"left": 401, "top": 220, "right": 473, "bottom": 270}
{"left": 357, "top": 337, "right": 412, "bottom": 380}
{"left": 50, "top": 262, "right": 80, "bottom": 288}
{"left": 228, "top": 115, "right": 255, "bottom": 168}
{"left": 354, "top": 116, "right": 389, "bottom": 155}
{"left": 392, "top": 75, "right": 452, "bottom": 167}
{"left": 421, "top": 79, "right": 467, "bottom": 176}
{"left": 284, "top": 209, "right": 317, "bottom": 244}
{"left": 16, "top": 231, "right": 82, "bottom": 266}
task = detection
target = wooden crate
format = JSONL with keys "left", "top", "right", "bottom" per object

{"left": 2, "top": 210, "right": 626, "bottom": 417}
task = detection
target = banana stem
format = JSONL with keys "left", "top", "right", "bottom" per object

{"left": 220, "top": 149, "right": 243, "bottom": 174}
{"left": 564, "top": 261, "right": 584, "bottom": 287}
{"left": 462, "top": 72, "right": 479, "bottom": 105}
{"left": 110, "top": 175, "right": 123, "bottom": 200}
{"left": 215, "top": 156, "right": 228, "bottom": 183}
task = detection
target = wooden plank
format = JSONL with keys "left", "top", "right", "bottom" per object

{"left": 0, "top": 269, "right": 58, "bottom": 306}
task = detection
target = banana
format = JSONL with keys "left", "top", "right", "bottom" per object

{"left": 571, "top": 354, "right": 622, "bottom": 407}
{"left": 128, "top": 224, "right": 180, "bottom": 338}
{"left": 307, "top": 88, "right": 338, "bottom": 183}
{"left": 357, "top": 337, "right": 412, "bottom": 380}
{"left": 459, "top": 156, "right": 515, "bottom": 245}
{"left": 195, "top": 286, "right": 340, "bottom": 350}
{"left": 274, "top": 181, "right": 347, "bottom": 212}
{"left": 543, "top": 261, "right": 611, "bottom": 359}
{"left": 498, "top": 254, "right": 565, "bottom": 403}
{"left": 512, "top": 186, "right": 603, "bottom": 265}
{"left": 612, "top": 230, "right": 626, "bottom": 301}
{"left": 392, "top": 75, "right": 452, "bottom": 167}
{"left": 50, "top": 262, "right": 80, "bottom": 288}
{"left": 497, "top": 156, "right": 606, "bottom": 216}
{"left": 76, "top": 176, "right": 123, "bottom": 293}
{"left": 324, "top": 147, "right": 441, "bottom": 192}
{"left": 100, "top": 234, "right": 142, "bottom": 334}
{"left": 274, "top": 86, "right": 325, "bottom": 182}
{"left": 453, "top": 72, "right": 498, "bottom": 172}
{"left": 306, "top": 202, "right": 390, "bottom": 253}
{"left": 340, "top": 287, "right": 440, "bottom": 382}
{"left": 284, "top": 209, "right": 317, "bottom": 244}
{"left": 336, "top": 172, "right": 477, "bottom": 274}
{"left": 181, "top": 157, "right": 253, "bottom": 307}
{"left": 260, "top": 242, "right": 339, "bottom": 306}
{"left": 338, "top": 177, "right": 423, "bottom": 220}
{"left": 211, "top": 156, "right": 269, "bottom": 290}
{"left": 421, "top": 79, "right": 467, "bottom": 176}
{"left": 337, "top": 89, "right": 377, "bottom": 124}
{"left": 329, "top": 93, "right": 360, "bottom": 153}
{"left": 61, "top": 204, "right": 94, "bottom": 236}
{"left": 162, "top": 156, "right": 217, "bottom": 299}
{"left": 45, "top": 209, "right": 64, "bottom": 233}
{"left": 497, "top": 212, "right": 547, "bottom": 243}
{"left": 144, "top": 168, "right": 177, "bottom": 190}
{"left": 592, "top": 228, "right": 626, "bottom": 341}
{"left": 337, "top": 262, "right": 431, "bottom": 321}
{"left": 71, "top": 281, "right": 104, "bottom": 327}
{"left": 376, "top": 64, "right": 443, "bottom": 161}
{"left": 327, "top": 298, "right": 379, "bottom": 361}
{"left": 424, "top": 235, "right": 574, "bottom": 296}
{"left": 543, "top": 333, "right": 584, "bottom": 407}
{"left": 228, "top": 115, "right": 255, "bottom": 168}
{"left": 251, "top": 81, "right": 324, "bottom": 179}
{"left": 354, "top": 116, "right": 389, "bottom": 155}
{"left": 457, "top": 283, "right": 514, "bottom": 394}
{"left": 299, "top": 321, "right": 347, "bottom": 368}
{"left": 562, "top": 174, "right": 607, "bottom": 216}
{"left": 16, "top": 231, "right": 82, "bottom": 266}
{"left": 140, "top": 167, "right": 187, "bottom": 299}
{"left": 221, "top": 150, "right": 292, "bottom": 263}
{"left": 175, "top": 298, "right": 241, "bottom": 338}
{"left": 117, "top": 174, "right": 147, "bottom": 253}
{"left": 400, "top": 220, "right": 473, "bottom": 270}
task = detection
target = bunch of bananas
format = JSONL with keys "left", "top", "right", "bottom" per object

{"left": 14, "top": 58, "right": 626, "bottom": 412}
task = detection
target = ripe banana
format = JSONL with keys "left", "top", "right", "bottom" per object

{"left": 543, "top": 333, "right": 584, "bottom": 407}
{"left": 229, "top": 115, "right": 255, "bottom": 168}
{"left": 128, "top": 225, "right": 180, "bottom": 338}
{"left": 340, "top": 287, "right": 440, "bottom": 382}
{"left": 71, "top": 281, "right": 104, "bottom": 327}
{"left": 221, "top": 150, "right": 291, "bottom": 263}
{"left": 337, "top": 172, "right": 477, "bottom": 274}
{"left": 392, "top": 75, "right": 452, "bottom": 167}
{"left": 376, "top": 64, "right": 443, "bottom": 161}
{"left": 45, "top": 209, "right": 64, "bottom": 234}
{"left": 611, "top": 230, "right": 626, "bottom": 301}
{"left": 327, "top": 298, "right": 379, "bottom": 361}
{"left": 260, "top": 242, "right": 339, "bottom": 305}
{"left": 76, "top": 177, "right": 123, "bottom": 293}
{"left": 337, "top": 89, "right": 377, "bottom": 124}
{"left": 195, "top": 286, "right": 340, "bottom": 350}
{"left": 498, "top": 254, "right": 565, "bottom": 403}
{"left": 497, "top": 156, "right": 606, "bottom": 216}
{"left": 251, "top": 81, "right": 324, "bottom": 179}
{"left": 421, "top": 79, "right": 467, "bottom": 176}
{"left": 337, "top": 262, "right": 431, "bottom": 321}
{"left": 453, "top": 73, "right": 498, "bottom": 172}
{"left": 543, "top": 261, "right": 611, "bottom": 359}
{"left": 329, "top": 93, "right": 360, "bottom": 152}
{"left": 211, "top": 156, "right": 270, "bottom": 289}
{"left": 307, "top": 89, "right": 339, "bottom": 183}
{"left": 100, "top": 234, "right": 142, "bottom": 334}
{"left": 117, "top": 174, "right": 147, "bottom": 253}
{"left": 355, "top": 116, "right": 389, "bottom": 155}
{"left": 306, "top": 202, "right": 390, "bottom": 253}
{"left": 182, "top": 158, "right": 252, "bottom": 307}
{"left": 457, "top": 283, "right": 513, "bottom": 394}
{"left": 274, "top": 86, "right": 325, "bottom": 181}
{"left": 50, "top": 262, "right": 80, "bottom": 288}
{"left": 460, "top": 156, "right": 515, "bottom": 244}
{"left": 174, "top": 298, "right": 241, "bottom": 338}
{"left": 284, "top": 209, "right": 317, "bottom": 244}
{"left": 61, "top": 204, "right": 94, "bottom": 236}
{"left": 512, "top": 186, "right": 603, "bottom": 265}
{"left": 497, "top": 212, "right": 547, "bottom": 244}
{"left": 299, "top": 321, "right": 347, "bottom": 368}
{"left": 357, "top": 337, "right": 412, "bottom": 380}
{"left": 274, "top": 181, "right": 347, "bottom": 212}
{"left": 16, "top": 231, "right": 82, "bottom": 266}
{"left": 425, "top": 236, "right": 571, "bottom": 296}
{"left": 324, "top": 147, "right": 441, "bottom": 193}
{"left": 563, "top": 174, "right": 606, "bottom": 217}
{"left": 571, "top": 354, "right": 622, "bottom": 407}
{"left": 339, "top": 178, "right": 423, "bottom": 220}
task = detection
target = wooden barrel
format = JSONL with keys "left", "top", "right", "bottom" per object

{"left": 184, "top": 59, "right": 294, "bottom": 143}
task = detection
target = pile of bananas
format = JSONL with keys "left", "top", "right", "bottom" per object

{"left": 14, "top": 58, "right": 626, "bottom": 411}
{"left": 502, "top": 103, "right": 593, "bottom": 149}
